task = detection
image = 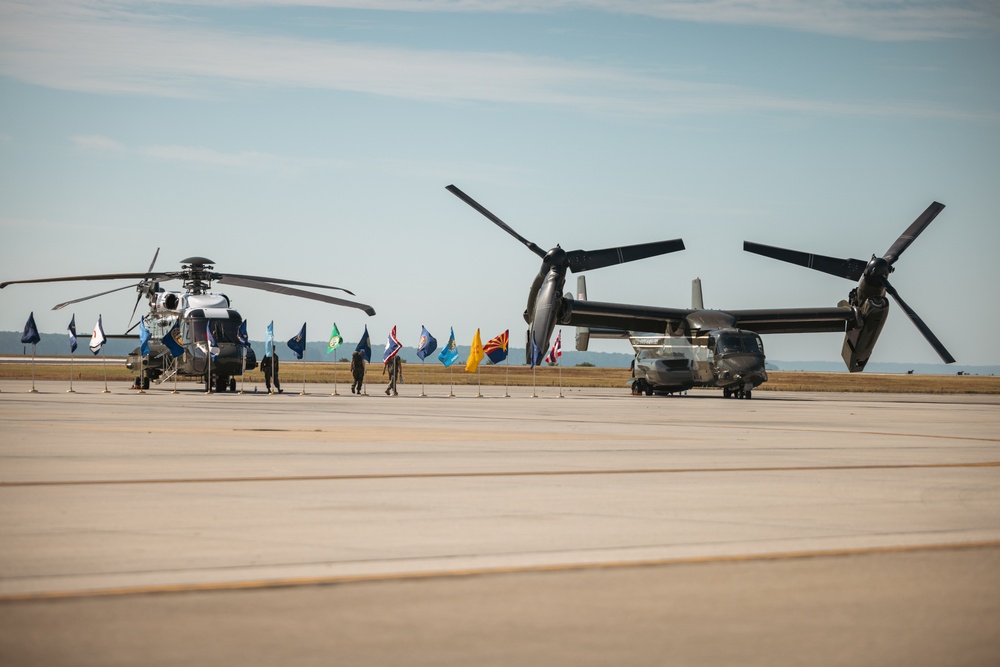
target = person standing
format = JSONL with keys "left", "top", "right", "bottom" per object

{"left": 262, "top": 351, "right": 282, "bottom": 394}
{"left": 383, "top": 355, "right": 402, "bottom": 396}
{"left": 350, "top": 350, "right": 366, "bottom": 395}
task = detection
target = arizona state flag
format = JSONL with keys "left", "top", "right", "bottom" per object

{"left": 483, "top": 329, "right": 509, "bottom": 364}
{"left": 465, "top": 328, "right": 485, "bottom": 373}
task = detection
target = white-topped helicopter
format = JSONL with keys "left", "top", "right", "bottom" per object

{"left": 1, "top": 251, "right": 375, "bottom": 392}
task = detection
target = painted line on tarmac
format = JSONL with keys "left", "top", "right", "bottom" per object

{"left": 3, "top": 461, "right": 999, "bottom": 488}
{"left": 2, "top": 540, "right": 998, "bottom": 603}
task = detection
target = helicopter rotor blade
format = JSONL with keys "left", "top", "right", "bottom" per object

{"left": 218, "top": 275, "right": 375, "bottom": 316}
{"left": 52, "top": 282, "right": 147, "bottom": 311}
{"left": 883, "top": 279, "right": 955, "bottom": 364}
{"left": 743, "top": 241, "right": 869, "bottom": 281}
{"left": 566, "top": 239, "right": 685, "bottom": 273}
{"left": 1, "top": 272, "right": 172, "bottom": 289}
{"left": 216, "top": 273, "right": 356, "bottom": 296}
{"left": 446, "top": 184, "right": 546, "bottom": 259}
{"left": 127, "top": 247, "right": 163, "bottom": 330}
{"left": 883, "top": 201, "right": 944, "bottom": 265}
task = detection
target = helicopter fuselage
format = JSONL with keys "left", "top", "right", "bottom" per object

{"left": 125, "top": 291, "right": 257, "bottom": 391}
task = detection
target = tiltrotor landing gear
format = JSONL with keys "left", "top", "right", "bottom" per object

{"left": 723, "top": 387, "right": 752, "bottom": 399}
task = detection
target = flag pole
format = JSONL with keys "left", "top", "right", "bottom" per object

{"left": 102, "top": 355, "right": 110, "bottom": 393}
{"left": 138, "top": 349, "right": 146, "bottom": 394}
{"left": 476, "top": 366, "right": 482, "bottom": 398}
{"left": 335, "top": 348, "right": 341, "bottom": 395}
{"left": 363, "top": 359, "right": 368, "bottom": 396}
{"left": 239, "top": 345, "right": 246, "bottom": 394}
{"left": 67, "top": 352, "right": 75, "bottom": 393}
{"left": 300, "top": 354, "right": 306, "bottom": 396}
{"left": 173, "top": 357, "right": 179, "bottom": 394}
{"left": 532, "top": 362, "right": 537, "bottom": 398}
{"left": 504, "top": 355, "right": 510, "bottom": 398}
{"left": 206, "top": 343, "right": 212, "bottom": 394}
{"left": 420, "top": 358, "right": 426, "bottom": 397}
{"left": 558, "top": 362, "right": 563, "bottom": 398}
{"left": 449, "top": 364, "right": 454, "bottom": 397}
{"left": 29, "top": 342, "right": 37, "bottom": 393}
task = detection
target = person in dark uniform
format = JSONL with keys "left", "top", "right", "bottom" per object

{"left": 262, "top": 351, "right": 282, "bottom": 394}
{"left": 383, "top": 355, "right": 402, "bottom": 396}
{"left": 350, "top": 350, "right": 366, "bottom": 395}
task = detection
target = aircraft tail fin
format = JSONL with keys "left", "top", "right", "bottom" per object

{"left": 692, "top": 277, "right": 704, "bottom": 309}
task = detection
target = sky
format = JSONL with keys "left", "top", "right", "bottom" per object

{"left": 1, "top": 0, "right": 998, "bottom": 366}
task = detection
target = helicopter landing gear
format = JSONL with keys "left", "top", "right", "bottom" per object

{"left": 229, "top": 377, "right": 237, "bottom": 392}
{"left": 214, "top": 376, "right": 233, "bottom": 393}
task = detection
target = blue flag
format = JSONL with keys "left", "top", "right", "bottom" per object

{"left": 438, "top": 327, "right": 459, "bottom": 368}
{"left": 530, "top": 338, "right": 542, "bottom": 368}
{"left": 416, "top": 326, "right": 437, "bottom": 360}
{"left": 287, "top": 322, "right": 307, "bottom": 360}
{"left": 265, "top": 321, "right": 274, "bottom": 357}
{"left": 355, "top": 325, "right": 371, "bottom": 363}
{"left": 237, "top": 319, "right": 249, "bottom": 347}
{"left": 21, "top": 312, "right": 41, "bottom": 345}
{"left": 383, "top": 326, "right": 401, "bottom": 363}
{"left": 161, "top": 320, "right": 185, "bottom": 358}
{"left": 68, "top": 315, "right": 78, "bottom": 354}
{"left": 138, "top": 319, "right": 151, "bottom": 357}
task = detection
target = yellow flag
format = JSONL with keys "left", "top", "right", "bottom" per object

{"left": 465, "top": 328, "right": 485, "bottom": 373}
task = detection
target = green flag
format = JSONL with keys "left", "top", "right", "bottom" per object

{"left": 327, "top": 323, "right": 343, "bottom": 353}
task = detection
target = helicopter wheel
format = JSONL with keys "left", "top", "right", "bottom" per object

{"left": 142, "top": 377, "right": 150, "bottom": 390}
{"left": 723, "top": 388, "right": 731, "bottom": 399}
{"left": 745, "top": 390, "right": 752, "bottom": 400}
{"left": 229, "top": 377, "right": 237, "bottom": 392}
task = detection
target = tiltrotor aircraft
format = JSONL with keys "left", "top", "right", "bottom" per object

{"left": 1, "top": 251, "right": 375, "bottom": 392}
{"left": 446, "top": 186, "right": 954, "bottom": 398}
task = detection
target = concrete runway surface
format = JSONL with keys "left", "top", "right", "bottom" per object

{"left": 1, "top": 379, "right": 998, "bottom": 666}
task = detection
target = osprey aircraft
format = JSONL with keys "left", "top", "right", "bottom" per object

{"left": 446, "top": 186, "right": 954, "bottom": 398}
{"left": 1, "top": 252, "right": 375, "bottom": 392}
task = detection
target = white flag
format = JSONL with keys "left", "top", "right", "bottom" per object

{"left": 90, "top": 315, "right": 107, "bottom": 355}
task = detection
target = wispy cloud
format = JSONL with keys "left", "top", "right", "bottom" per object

{"left": 72, "top": 134, "right": 337, "bottom": 176}
{"left": 179, "top": 0, "right": 1000, "bottom": 41}
{"left": 2, "top": 1, "right": 995, "bottom": 121}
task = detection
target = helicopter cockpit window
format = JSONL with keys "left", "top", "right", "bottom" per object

{"left": 742, "top": 333, "right": 763, "bottom": 355}
{"left": 716, "top": 335, "right": 742, "bottom": 355}
{"left": 209, "top": 319, "right": 239, "bottom": 343}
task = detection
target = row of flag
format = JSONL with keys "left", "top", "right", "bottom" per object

{"left": 18, "top": 312, "right": 565, "bottom": 369}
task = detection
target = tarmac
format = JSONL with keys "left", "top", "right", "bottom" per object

{"left": 1, "top": 379, "right": 998, "bottom": 666}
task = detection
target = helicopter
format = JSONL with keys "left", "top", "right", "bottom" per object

{"left": 446, "top": 186, "right": 954, "bottom": 399}
{"left": 0, "top": 251, "right": 375, "bottom": 392}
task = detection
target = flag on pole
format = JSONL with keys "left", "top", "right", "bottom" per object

{"left": 68, "top": 315, "right": 78, "bottom": 353}
{"left": 530, "top": 337, "right": 542, "bottom": 368}
{"left": 161, "top": 321, "right": 185, "bottom": 357}
{"left": 265, "top": 321, "right": 275, "bottom": 357}
{"left": 438, "top": 327, "right": 459, "bottom": 367}
{"left": 546, "top": 329, "right": 563, "bottom": 364}
{"left": 416, "top": 326, "right": 437, "bottom": 360}
{"left": 206, "top": 322, "right": 220, "bottom": 359}
{"left": 90, "top": 315, "right": 107, "bottom": 355}
{"left": 20, "top": 312, "right": 41, "bottom": 345}
{"left": 287, "top": 323, "right": 307, "bottom": 360}
{"left": 237, "top": 320, "right": 249, "bottom": 347}
{"left": 483, "top": 329, "right": 509, "bottom": 364}
{"left": 465, "top": 328, "right": 485, "bottom": 373}
{"left": 383, "top": 326, "right": 401, "bottom": 363}
{"left": 356, "top": 325, "right": 371, "bottom": 362}
{"left": 139, "top": 318, "right": 151, "bottom": 357}
{"left": 327, "top": 323, "right": 343, "bottom": 353}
